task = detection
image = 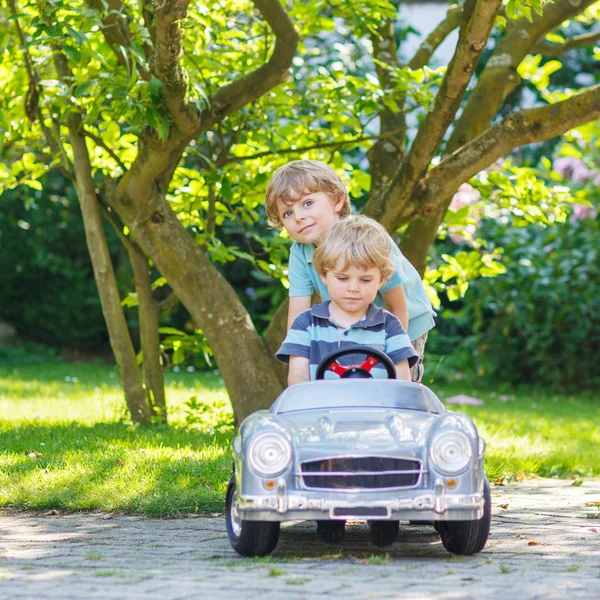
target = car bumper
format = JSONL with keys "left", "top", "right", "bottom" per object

{"left": 236, "top": 479, "right": 484, "bottom": 522}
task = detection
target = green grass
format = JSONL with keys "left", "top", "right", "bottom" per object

{"left": 433, "top": 383, "right": 600, "bottom": 481}
{"left": 0, "top": 362, "right": 234, "bottom": 515}
{"left": 0, "top": 362, "right": 598, "bottom": 516}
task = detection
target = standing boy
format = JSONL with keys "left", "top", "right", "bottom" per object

{"left": 276, "top": 216, "right": 418, "bottom": 385}
{"left": 265, "top": 159, "right": 435, "bottom": 382}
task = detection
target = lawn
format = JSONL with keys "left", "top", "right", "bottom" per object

{"left": 0, "top": 362, "right": 598, "bottom": 516}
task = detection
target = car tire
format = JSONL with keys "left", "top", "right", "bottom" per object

{"left": 437, "top": 477, "right": 491, "bottom": 555}
{"left": 369, "top": 520, "right": 399, "bottom": 547}
{"left": 408, "top": 520, "right": 434, "bottom": 526}
{"left": 316, "top": 520, "right": 345, "bottom": 544}
{"left": 225, "top": 476, "right": 280, "bottom": 557}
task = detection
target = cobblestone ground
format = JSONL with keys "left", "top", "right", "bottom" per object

{"left": 1, "top": 478, "right": 599, "bottom": 599}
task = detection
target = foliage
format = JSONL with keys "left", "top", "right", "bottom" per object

{"left": 0, "top": 172, "right": 119, "bottom": 349}
{"left": 429, "top": 123, "right": 600, "bottom": 389}
{"left": 2, "top": 0, "right": 600, "bottom": 422}
{"left": 456, "top": 207, "right": 599, "bottom": 388}
{"left": 1, "top": 363, "right": 598, "bottom": 515}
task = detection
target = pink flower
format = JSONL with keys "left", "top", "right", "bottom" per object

{"left": 553, "top": 157, "right": 598, "bottom": 183}
{"left": 571, "top": 203, "right": 598, "bottom": 222}
{"left": 449, "top": 183, "right": 480, "bottom": 213}
{"left": 449, "top": 224, "right": 477, "bottom": 246}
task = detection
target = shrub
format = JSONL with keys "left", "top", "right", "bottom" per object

{"left": 450, "top": 213, "right": 599, "bottom": 388}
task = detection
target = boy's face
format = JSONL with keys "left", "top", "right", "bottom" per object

{"left": 321, "top": 259, "right": 382, "bottom": 316}
{"left": 278, "top": 191, "right": 343, "bottom": 245}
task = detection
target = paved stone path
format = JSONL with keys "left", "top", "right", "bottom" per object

{"left": 1, "top": 478, "right": 599, "bottom": 599}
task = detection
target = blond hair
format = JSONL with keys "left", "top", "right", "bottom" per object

{"left": 265, "top": 160, "right": 351, "bottom": 228}
{"left": 313, "top": 216, "right": 395, "bottom": 283}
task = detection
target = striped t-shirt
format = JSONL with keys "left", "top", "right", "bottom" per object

{"left": 276, "top": 301, "right": 418, "bottom": 380}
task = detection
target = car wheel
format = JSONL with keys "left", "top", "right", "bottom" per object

{"left": 437, "top": 477, "right": 491, "bottom": 555}
{"left": 316, "top": 520, "right": 345, "bottom": 544}
{"left": 369, "top": 520, "right": 399, "bottom": 547}
{"left": 225, "top": 475, "right": 280, "bottom": 557}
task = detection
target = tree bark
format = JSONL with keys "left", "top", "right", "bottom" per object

{"left": 64, "top": 121, "right": 152, "bottom": 425}
{"left": 399, "top": 0, "right": 600, "bottom": 272}
{"left": 130, "top": 245, "right": 167, "bottom": 423}
{"left": 109, "top": 184, "right": 284, "bottom": 423}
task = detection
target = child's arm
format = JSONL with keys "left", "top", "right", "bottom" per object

{"left": 381, "top": 286, "right": 409, "bottom": 332}
{"left": 288, "top": 356, "right": 310, "bottom": 386}
{"left": 394, "top": 359, "right": 410, "bottom": 381}
{"left": 384, "top": 312, "right": 418, "bottom": 380}
{"left": 288, "top": 296, "right": 312, "bottom": 330}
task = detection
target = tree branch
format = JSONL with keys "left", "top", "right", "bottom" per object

{"left": 364, "top": 0, "right": 502, "bottom": 228}
{"left": 397, "top": 0, "right": 600, "bottom": 274}
{"left": 449, "top": 0, "right": 599, "bottom": 150}
{"left": 151, "top": 0, "right": 199, "bottom": 134}
{"left": 418, "top": 85, "right": 600, "bottom": 212}
{"left": 9, "top": 0, "right": 74, "bottom": 179}
{"left": 84, "top": 0, "right": 151, "bottom": 80}
{"left": 83, "top": 128, "right": 127, "bottom": 171}
{"left": 408, "top": 4, "right": 463, "bottom": 69}
{"left": 225, "top": 128, "right": 407, "bottom": 163}
{"left": 533, "top": 29, "right": 600, "bottom": 58}
{"left": 198, "top": 0, "right": 299, "bottom": 132}
{"left": 368, "top": 15, "right": 408, "bottom": 203}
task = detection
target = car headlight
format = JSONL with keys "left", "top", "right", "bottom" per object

{"left": 248, "top": 432, "right": 292, "bottom": 477}
{"left": 430, "top": 431, "right": 472, "bottom": 475}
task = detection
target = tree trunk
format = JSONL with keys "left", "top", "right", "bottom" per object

{"left": 398, "top": 0, "right": 599, "bottom": 271}
{"left": 263, "top": 297, "right": 290, "bottom": 387}
{"left": 110, "top": 184, "right": 283, "bottom": 423}
{"left": 130, "top": 245, "right": 167, "bottom": 423}
{"left": 66, "top": 120, "right": 152, "bottom": 425}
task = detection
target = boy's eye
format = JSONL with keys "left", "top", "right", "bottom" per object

{"left": 336, "top": 276, "right": 348, "bottom": 281}
{"left": 304, "top": 200, "right": 313, "bottom": 207}
{"left": 361, "top": 279, "right": 373, "bottom": 283}
{"left": 282, "top": 210, "right": 292, "bottom": 218}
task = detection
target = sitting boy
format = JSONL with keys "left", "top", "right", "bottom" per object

{"left": 265, "top": 159, "right": 435, "bottom": 382}
{"left": 276, "top": 216, "right": 418, "bottom": 386}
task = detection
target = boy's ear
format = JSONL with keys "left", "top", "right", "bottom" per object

{"left": 333, "top": 193, "right": 345, "bottom": 215}
{"left": 320, "top": 272, "right": 328, "bottom": 285}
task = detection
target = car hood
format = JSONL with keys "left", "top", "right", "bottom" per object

{"left": 278, "top": 408, "right": 436, "bottom": 451}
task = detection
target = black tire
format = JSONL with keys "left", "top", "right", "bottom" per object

{"left": 316, "top": 520, "right": 346, "bottom": 544}
{"left": 437, "top": 477, "right": 491, "bottom": 555}
{"left": 369, "top": 520, "right": 399, "bottom": 547}
{"left": 225, "top": 476, "right": 280, "bottom": 557}
{"left": 408, "top": 520, "right": 434, "bottom": 526}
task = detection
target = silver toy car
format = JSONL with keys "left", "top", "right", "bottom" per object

{"left": 226, "top": 346, "right": 491, "bottom": 557}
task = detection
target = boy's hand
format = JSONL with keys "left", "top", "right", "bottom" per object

{"left": 288, "top": 356, "right": 311, "bottom": 386}
{"left": 394, "top": 359, "right": 411, "bottom": 381}
{"left": 382, "top": 286, "right": 409, "bottom": 331}
{"left": 288, "top": 296, "right": 312, "bottom": 330}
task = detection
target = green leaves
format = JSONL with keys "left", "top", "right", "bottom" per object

{"left": 505, "top": 0, "right": 548, "bottom": 22}
{"left": 427, "top": 250, "right": 506, "bottom": 303}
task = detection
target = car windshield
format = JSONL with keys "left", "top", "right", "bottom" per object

{"left": 272, "top": 380, "right": 443, "bottom": 414}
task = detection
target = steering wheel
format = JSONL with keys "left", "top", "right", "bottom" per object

{"left": 315, "top": 345, "right": 397, "bottom": 380}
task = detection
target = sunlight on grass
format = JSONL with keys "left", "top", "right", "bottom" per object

{"left": 0, "top": 362, "right": 598, "bottom": 516}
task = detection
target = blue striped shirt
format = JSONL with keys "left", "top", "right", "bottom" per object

{"left": 288, "top": 240, "right": 436, "bottom": 341}
{"left": 276, "top": 301, "right": 418, "bottom": 380}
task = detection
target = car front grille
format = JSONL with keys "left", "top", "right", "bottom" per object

{"left": 300, "top": 456, "right": 422, "bottom": 489}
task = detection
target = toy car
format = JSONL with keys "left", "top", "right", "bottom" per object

{"left": 226, "top": 346, "right": 491, "bottom": 557}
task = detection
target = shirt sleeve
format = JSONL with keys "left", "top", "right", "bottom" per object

{"left": 384, "top": 312, "right": 419, "bottom": 368}
{"left": 288, "top": 243, "right": 314, "bottom": 297}
{"left": 380, "top": 240, "right": 406, "bottom": 294}
{"left": 276, "top": 310, "right": 312, "bottom": 363}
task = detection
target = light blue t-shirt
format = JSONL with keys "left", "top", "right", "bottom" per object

{"left": 288, "top": 240, "right": 436, "bottom": 341}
